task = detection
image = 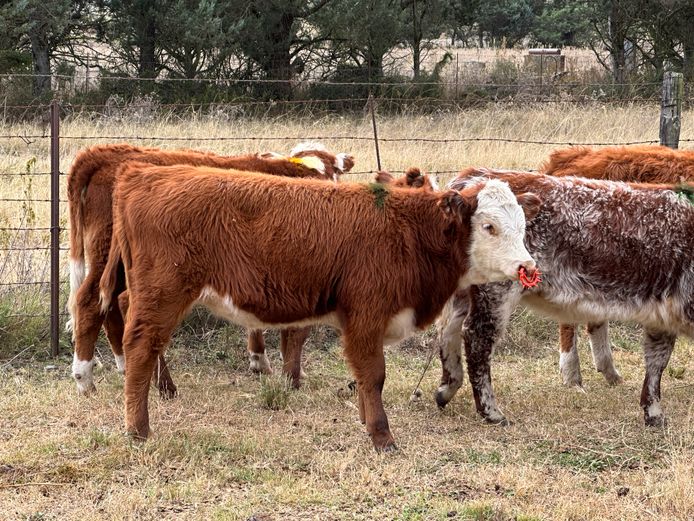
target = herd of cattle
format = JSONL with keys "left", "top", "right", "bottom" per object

{"left": 65, "top": 141, "right": 694, "bottom": 451}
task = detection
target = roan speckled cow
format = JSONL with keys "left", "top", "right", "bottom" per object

{"left": 436, "top": 167, "right": 694, "bottom": 428}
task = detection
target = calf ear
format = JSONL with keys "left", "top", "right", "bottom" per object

{"left": 438, "top": 190, "right": 476, "bottom": 221}
{"left": 336, "top": 153, "right": 355, "bottom": 173}
{"left": 516, "top": 192, "right": 542, "bottom": 220}
{"left": 374, "top": 170, "right": 394, "bottom": 184}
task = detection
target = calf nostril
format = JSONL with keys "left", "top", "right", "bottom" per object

{"left": 74, "top": 374, "right": 82, "bottom": 380}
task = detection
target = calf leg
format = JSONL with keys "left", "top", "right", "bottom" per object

{"left": 587, "top": 322, "right": 622, "bottom": 385}
{"left": 117, "top": 290, "right": 177, "bottom": 399}
{"left": 640, "top": 329, "right": 676, "bottom": 427}
{"left": 435, "top": 291, "right": 469, "bottom": 408}
{"left": 247, "top": 329, "right": 272, "bottom": 375}
{"left": 280, "top": 327, "right": 310, "bottom": 389}
{"left": 463, "top": 283, "right": 518, "bottom": 425}
{"left": 72, "top": 269, "right": 108, "bottom": 395}
{"left": 343, "top": 330, "right": 394, "bottom": 451}
{"left": 559, "top": 324, "right": 582, "bottom": 387}
{"left": 122, "top": 297, "right": 190, "bottom": 439}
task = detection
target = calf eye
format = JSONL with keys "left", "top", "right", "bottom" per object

{"left": 482, "top": 223, "right": 496, "bottom": 235}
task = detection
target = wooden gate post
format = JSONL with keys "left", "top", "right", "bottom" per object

{"left": 660, "top": 66, "right": 684, "bottom": 149}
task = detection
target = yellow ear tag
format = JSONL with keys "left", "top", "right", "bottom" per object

{"left": 289, "top": 156, "right": 325, "bottom": 172}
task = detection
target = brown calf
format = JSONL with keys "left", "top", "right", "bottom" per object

{"left": 540, "top": 144, "right": 694, "bottom": 387}
{"left": 253, "top": 167, "right": 441, "bottom": 388}
{"left": 104, "top": 164, "right": 539, "bottom": 450}
{"left": 67, "top": 142, "right": 353, "bottom": 396}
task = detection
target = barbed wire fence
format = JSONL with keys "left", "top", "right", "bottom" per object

{"left": 0, "top": 72, "right": 686, "bottom": 359}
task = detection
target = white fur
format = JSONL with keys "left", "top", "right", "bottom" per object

{"left": 334, "top": 153, "right": 348, "bottom": 172}
{"left": 647, "top": 401, "right": 663, "bottom": 419}
{"left": 429, "top": 175, "right": 440, "bottom": 191}
{"left": 384, "top": 308, "right": 418, "bottom": 345}
{"left": 72, "top": 353, "right": 96, "bottom": 395}
{"left": 115, "top": 354, "right": 126, "bottom": 374}
{"left": 588, "top": 322, "right": 622, "bottom": 384}
{"left": 560, "top": 348, "right": 582, "bottom": 387}
{"left": 66, "top": 258, "right": 86, "bottom": 333}
{"left": 249, "top": 352, "right": 273, "bottom": 374}
{"left": 464, "top": 179, "right": 535, "bottom": 284}
{"left": 290, "top": 141, "right": 328, "bottom": 156}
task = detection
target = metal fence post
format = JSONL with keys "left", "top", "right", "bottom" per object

{"left": 660, "top": 67, "right": 683, "bottom": 149}
{"left": 50, "top": 99, "right": 60, "bottom": 357}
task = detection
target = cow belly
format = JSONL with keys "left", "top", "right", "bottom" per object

{"left": 521, "top": 293, "right": 693, "bottom": 336}
{"left": 197, "top": 286, "right": 340, "bottom": 330}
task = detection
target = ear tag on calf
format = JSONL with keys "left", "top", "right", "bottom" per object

{"left": 519, "top": 266, "right": 542, "bottom": 289}
{"left": 289, "top": 156, "right": 324, "bottom": 172}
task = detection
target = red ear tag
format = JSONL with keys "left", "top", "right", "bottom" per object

{"left": 518, "top": 266, "right": 541, "bottom": 289}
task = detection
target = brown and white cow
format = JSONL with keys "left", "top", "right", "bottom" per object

{"left": 540, "top": 144, "right": 694, "bottom": 388}
{"left": 67, "top": 142, "right": 353, "bottom": 396}
{"left": 102, "top": 164, "right": 539, "bottom": 450}
{"left": 436, "top": 167, "right": 694, "bottom": 428}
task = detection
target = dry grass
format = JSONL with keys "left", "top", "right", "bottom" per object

{"left": 1, "top": 105, "right": 694, "bottom": 519}
{"left": 0, "top": 318, "right": 692, "bottom": 520}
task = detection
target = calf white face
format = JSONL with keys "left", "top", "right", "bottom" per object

{"left": 465, "top": 180, "right": 538, "bottom": 285}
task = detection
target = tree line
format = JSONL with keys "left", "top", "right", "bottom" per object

{"left": 1, "top": 0, "right": 693, "bottom": 103}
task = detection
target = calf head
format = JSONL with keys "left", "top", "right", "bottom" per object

{"left": 440, "top": 179, "right": 540, "bottom": 284}
{"left": 289, "top": 141, "right": 355, "bottom": 181}
{"left": 375, "top": 167, "right": 439, "bottom": 191}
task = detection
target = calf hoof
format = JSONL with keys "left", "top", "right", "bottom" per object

{"left": 126, "top": 425, "right": 149, "bottom": 441}
{"left": 483, "top": 414, "right": 511, "bottom": 426}
{"left": 561, "top": 372, "right": 583, "bottom": 388}
{"left": 371, "top": 434, "right": 397, "bottom": 453}
{"left": 434, "top": 389, "right": 451, "bottom": 409}
{"left": 158, "top": 384, "right": 178, "bottom": 400}
{"left": 249, "top": 353, "right": 273, "bottom": 375}
{"left": 602, "top": 370, "right": 623, "bottom": 386}
{"left": 645, "top": 415, "right": 667, "bottom": 428}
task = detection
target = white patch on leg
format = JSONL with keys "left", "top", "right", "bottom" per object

{"left": 647, "top": 401, "right": 663, "bottom": 419}
{"left": 589, "top": 322, "right": 622, "bottom": 384}
{"left": 72, "top": 352, "right": 97, "bottom": 395}
{"left": 115, "top": 354, "right": 126, "bottom": 374}
{"left": 249, "top": 353, "right": 272, "bottom": 374}
{"left": 560, "top": 348, "right": 582, "bottom": 387}
{"left": 480, "top": 381, "right": 506, "bottom": 423}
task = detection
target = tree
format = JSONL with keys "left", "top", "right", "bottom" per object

{"left": 532, "top": 0, "right": 595, "bottom": 47}
{"left": 476, "top": 0, "right": 537, "bottom": 47}
{"left": 1, "top": 0, "right": 89, "bottom": 96}
{"left": 401, "top": 0, "right": 447, "bottom": 78}
{"left": 316, "top": 0, "right": 407, "bottom": 81}
{"left": 232, "top": 0, "right": 335, "bottom": 98}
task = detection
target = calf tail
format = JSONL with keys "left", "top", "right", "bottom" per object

{"left": 99, "top": 237, "right": 121, "bottom": 315}
{"left": 66, "top": 149, "right": 95, "bottom": 332}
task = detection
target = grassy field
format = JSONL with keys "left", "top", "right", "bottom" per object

{"left": 1, "top": 103, "right": 693, "bottom": 519}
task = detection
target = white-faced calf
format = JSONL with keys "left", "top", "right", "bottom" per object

{"left": 104, "top": 165, "right": 539, "bottom": 451}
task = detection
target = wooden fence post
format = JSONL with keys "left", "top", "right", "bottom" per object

{"left": 660, "top": 68, "right": 683, "bottom": 149}
{"left": 50, "top": 99, "right": 60, "bottom": 357}
{"left": 368, "top": 94, "right": 382, "bottom": 171}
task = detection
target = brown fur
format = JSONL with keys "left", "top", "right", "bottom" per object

{"left": 108, "top": 164, "right": 534, "bottom": 450}
{"left": 67, "top": 143, "right": 353, "bottom": 396}
{"left": 374, "top": 168, "right": 436, "bottom": 190}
